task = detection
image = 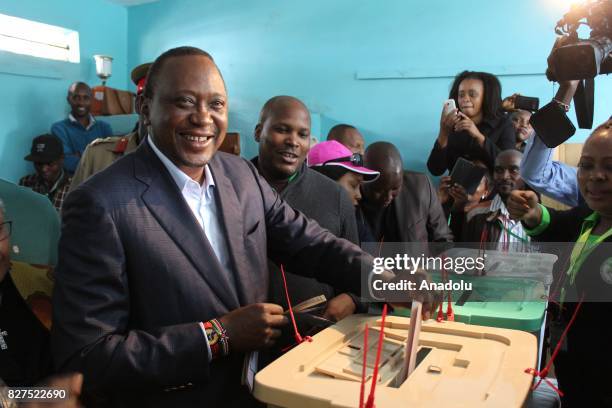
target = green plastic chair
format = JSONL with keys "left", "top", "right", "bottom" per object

{"left": 0, "top": 179, "right": 60, "bottom": 266}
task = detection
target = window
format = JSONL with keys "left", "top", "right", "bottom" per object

{"left": 0, "top": 13, "right": 79, "bottom": 63}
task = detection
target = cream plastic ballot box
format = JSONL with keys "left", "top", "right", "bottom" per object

{"left": 254, "top": 314, "right": 537, "bottom": 408}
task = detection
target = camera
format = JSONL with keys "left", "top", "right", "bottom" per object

{"left": 546, "top": 0, "right": 612, "bottom": 81}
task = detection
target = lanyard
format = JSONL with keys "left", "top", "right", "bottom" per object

{"left": 561, "top": 213, "right": 612, "bottom": 302}
{"left": 496, "top": 218, "right": 530, "bottom": 243}
{"left": 287, "top": 171, "right": 298, "bottom": 183}
{"left": 568, "top": 219, "right": 612, "bottom": 285}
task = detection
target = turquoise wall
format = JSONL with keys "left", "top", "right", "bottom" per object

{"left": 0, "top": 0, "right": 128, "bottom": 182}
{"left": 1, "top": 0, "right": 609, "bottom": 182}
{"left": 127, "top": 0, "right": 612, "bottom": 171}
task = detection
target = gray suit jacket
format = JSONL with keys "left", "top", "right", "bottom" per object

{"left": 52, "top": 142, "right": 371, "bottom": 406}
{"left": 393, "top": 171, "right": 453, "bottom": 243}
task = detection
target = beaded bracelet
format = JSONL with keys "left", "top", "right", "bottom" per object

{"left": 203, "top": 318, "right": 230, "bottom": 359}
{"left": 552, "top": 98, "right": 570, "bottom": 112}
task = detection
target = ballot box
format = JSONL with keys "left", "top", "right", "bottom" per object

{"left": 254, "top": 314, "right": 537, "bottom": 408}
{"left": 393, "top": 274, "right": 548, "bottom": 332}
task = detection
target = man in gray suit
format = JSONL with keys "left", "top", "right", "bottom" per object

{"left": 360, "top": 142, "right": 453, "bottom": 243}
{"left": 52, "top": 47, "right": 428, "bottom": 407}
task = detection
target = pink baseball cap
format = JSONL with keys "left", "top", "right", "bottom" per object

{"left": 308, "top": 141, "right": 379, "bottom": 181}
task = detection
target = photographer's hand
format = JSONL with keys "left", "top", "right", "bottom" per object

{"left": 555, "top": 80, "right": 580, "bottom": 105}
{"left": 502, "top": 93, "right": 520, "bottom": 111}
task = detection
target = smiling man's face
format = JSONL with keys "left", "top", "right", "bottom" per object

{"left": 255, "top": 97, "right": 311, "bottom": 181}
{"left": 67, "top": 83, "right": 92, "bottom": 119}
{"left": 143, "top": 54, "right": 228, "bottom": 181}
{"left": 493, "top": 150, "right": 524, "bottom": 200}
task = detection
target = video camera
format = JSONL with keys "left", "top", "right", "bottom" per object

{"left": 543, "top": 0, "right": 612, "bottom": 130}
{"left": 547, "top": 0, "right": 612, "bottom": 81}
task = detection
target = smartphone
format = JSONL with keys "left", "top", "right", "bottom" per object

{"left": 442, "top": 99, "right": 456, "bottom": 116}
{"left": 514, "top": 95, "right": 540, "bottom": 112}
{"left": 449, "top": 157, "right": 488, "bottom": 195}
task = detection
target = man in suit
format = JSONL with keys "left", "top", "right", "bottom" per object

{"left": 251, "top": 95, "right": 362, "bottom": 323}
{"left": 52, "top": 47, "right": 428, "bottom": 407}
{"left": 360, "top": 142, "right": 453, "bottom": 243}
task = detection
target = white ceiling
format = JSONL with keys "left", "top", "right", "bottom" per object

{"left": 105, "top": 0, "right": 160, "bottom": 6}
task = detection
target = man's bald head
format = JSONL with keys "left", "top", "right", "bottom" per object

{"left": 327, "top": 124, "right": 365, "bottom": 154}
{"left": 364, "top": 142, "right": 403, "bottom": 176}
{"left": 258, "top": 95, "right": 310, "bottom": 126}
{"left": 589, "top": 118, "right": 612, "bottom": 139}
{"left": 362, "top": 142, "right": 404, "bottom": 208}
{"left": 67, "top": 82, "right": 91, "bottom": 97}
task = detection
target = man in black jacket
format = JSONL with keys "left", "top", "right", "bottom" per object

{"left": 361, "top": 142, "right": 453, "bottom": 243}
{"left": 252, "top": 95, "right": 363, "bottom": 322}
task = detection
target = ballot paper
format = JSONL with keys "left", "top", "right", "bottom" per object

{"left": 242, "top": 351, "right": 259, "bottom": 393}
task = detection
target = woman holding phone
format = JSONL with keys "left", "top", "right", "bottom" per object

{"left": 427, "top": 70, "right": 515, "bottom": 176}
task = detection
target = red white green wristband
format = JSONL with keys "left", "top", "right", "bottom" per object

{"left": 202, "top": 318, "right": 230, "bottom": 360}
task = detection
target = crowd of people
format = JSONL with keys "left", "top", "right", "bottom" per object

{"left": 0, "top": 45, "right": 610, "bottom": 408}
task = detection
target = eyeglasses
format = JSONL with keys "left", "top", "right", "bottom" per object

{"left": 323, "top": 153, "right": 364, "bottom": 167}
{"left": 0, "top": 221, "right": 12, "bottom": 241}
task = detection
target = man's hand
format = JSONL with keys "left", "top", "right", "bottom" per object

{"left": 323, "top": 293, "right": 356, "bottom": 322}
{"left": 439, "top": 176, "right": 470, "bottom": 212}
{"left": 448, "top": 183, "right": 469, "bottom": 212}
{"left": 389, "top": 269, "right": 440, "bottom": 320}
{"left": 455, "top": 112, "right": 486, "bottom": 146}
{"left": 507, "top": 190, "right": 541, "bottom": 228}
{"left": 219, "top": 303, "right": 288, "bottom": 353}
{"left": 502, "top": 93, "right": 520, "bottom": 111}
{"left": 437, "top": 176, "right": 452, "bottom": 205}
{"left": 21, "top": 373, "right": 83, "bottom": 408}
{"left": 556, "top": 80, "right": 580, "bottom": 105}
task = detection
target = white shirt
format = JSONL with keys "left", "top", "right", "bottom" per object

{"left": 147, "top": 137, "right": 234, "bottom": 283}
{"left": 68, "top": 113, "right": 96, "bottom": 131}
{"left": 147, "top": 137, "right": 235, "bottom": 361}
{"left": 489, "top": 194, "right": 530, "bottom": 251}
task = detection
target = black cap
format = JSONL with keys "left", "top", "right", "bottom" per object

{"left": 24, "top": 134, "right": 63, "bottom": 163}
